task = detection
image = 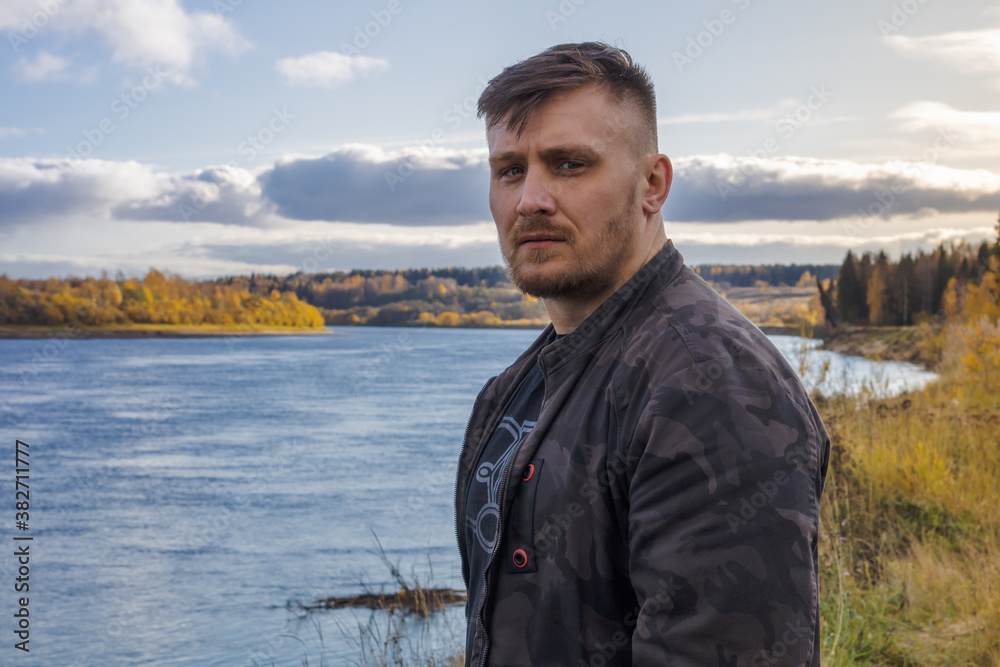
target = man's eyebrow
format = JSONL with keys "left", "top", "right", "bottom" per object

{"left": 488, "top": 151, "right": 521, "bottom": 168}
{"left": 537, "top": 145, "right": 601, "bottom": 161}
{"left": 488, "top": 145, "right": 602, "bottom": 168}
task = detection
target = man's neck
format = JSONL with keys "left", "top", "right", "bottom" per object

{"left": 543, "top": 237, "right": 666, "bottom": 335}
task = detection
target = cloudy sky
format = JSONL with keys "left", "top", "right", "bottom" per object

{"left": 1, "top": 0, "right": 998, "bottom": 279}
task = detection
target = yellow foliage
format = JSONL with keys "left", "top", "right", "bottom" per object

{"left": 0, "top": 270, "right": 325, "bottom": 330}
{"left": 435, "top": 311, "right": 460, "bottom": 327}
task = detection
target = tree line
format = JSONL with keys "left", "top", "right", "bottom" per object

{"left": 830, "top": 232, "right": 999, "bottom": 327}
{"left": 695, "top": 263, "right": 838, "bottom": 287}
{"left": 0, "top": 270, "right": 325, "bottom": 329}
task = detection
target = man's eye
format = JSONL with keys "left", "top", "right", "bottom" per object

{"left": 559, "top": 160, "right": 584, "bottom": 170}
{"left": 501, "top": 166, "right": 524, "bottom": 177}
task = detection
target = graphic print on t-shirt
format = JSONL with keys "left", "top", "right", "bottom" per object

{"left": 469, "top": 416, "right": 536, "bottom": 553}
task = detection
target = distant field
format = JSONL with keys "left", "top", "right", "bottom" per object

{"left": 714, "top": 284, "right": 821, "bottom": 333}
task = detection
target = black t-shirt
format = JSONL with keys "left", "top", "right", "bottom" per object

{"left": 464, "top": 333, "right": 564, "bottom": 584}
{"left": 464, "top": 356, "right": 545, "bottom": 570}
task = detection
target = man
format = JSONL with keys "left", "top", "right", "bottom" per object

{"left": 455, "top": 42, "right": 830, "bottom": 667}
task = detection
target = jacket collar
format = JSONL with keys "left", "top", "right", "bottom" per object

{"left": 536, "top": 239, "right": 684, "bottom": 372}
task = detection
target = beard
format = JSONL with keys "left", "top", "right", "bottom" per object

{"left": 499, "top": 187, "right": 639, "bottom": 301}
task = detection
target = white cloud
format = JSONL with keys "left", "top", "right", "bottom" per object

{"left": 0, "top": 157, "right": 161, "bottom": 227}
{"left": 0, "top": 0, "right": 48, "bottom": 29}
{"left": 886, "top": 29, "right": 1000, "bottom": 81}
{"left": 890, "top": 101, "right": 1000, "bottom": 142}
{"left": 13, "top": 51, "right": 69, "bottom": 82}
{"left": 667, "top": 154, "right": 1000, "bottom": 222}
{"left": 260, "top": 144, "right": 488, "bottom": 224}
{"left": 274, "top": 51, "right": 389, "bottom": 88}
{"left": 672, "top": 225, "right": 996, "bottom": 250}
{"left": 6, "top": 0, "right": 250, "bottom": 85}
{"left": 114, "top": 164, "right": 273, "bottom": 225}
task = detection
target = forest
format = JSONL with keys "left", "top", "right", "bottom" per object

{"left": 0, "top": 269, "right": 325, "bottom": 330}
{"left": 831, "top": 238, "right": 998, "bottom": 327}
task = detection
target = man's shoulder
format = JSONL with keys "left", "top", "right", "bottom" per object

{"left": 620, "top": 265, "right": 800, "bottom": 389}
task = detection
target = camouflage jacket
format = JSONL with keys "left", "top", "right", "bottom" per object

{"left": 455, "top": 240, "right": 830, "bottom": 666}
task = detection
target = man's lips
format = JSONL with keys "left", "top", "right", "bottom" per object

{"left": 517, "top": 233, "right": 567, "bottom": 249}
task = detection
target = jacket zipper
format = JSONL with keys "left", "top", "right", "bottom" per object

{"left": 476, "top": 355, "right": 547, "bottom": 667}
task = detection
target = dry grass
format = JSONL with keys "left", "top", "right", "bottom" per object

{"left": 816, "top": 338, "right": 1000, "bottom": 665}
{"left": 288, "top": 531, "right": 466, "bottom": 666}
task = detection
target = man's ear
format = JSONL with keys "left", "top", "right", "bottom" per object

{"left": 641, "top": 154, "right": 672, "bottom": 215}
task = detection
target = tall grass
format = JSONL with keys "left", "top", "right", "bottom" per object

{"left": 817, "top": 338, "right": 1000, "bottom": 665}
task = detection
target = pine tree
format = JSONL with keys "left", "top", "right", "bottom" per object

{"left": 836, "top": 250, "right": 864, "bottom": 325}
{"left": 867, "top": 252, "right": 891, "bottom": 326}
{"left": 932, "top": 245, "right": 954, "bottom": 314}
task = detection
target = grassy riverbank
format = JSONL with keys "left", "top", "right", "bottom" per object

{"left": 821, "top": 325, "right": 934, "bottom": 366}
{"left": 816, "top": 361, "right": 999, "bottom": 664}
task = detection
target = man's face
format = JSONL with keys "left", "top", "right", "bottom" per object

{"left": 487, "top": 86, "right": 649, "bottom": 300}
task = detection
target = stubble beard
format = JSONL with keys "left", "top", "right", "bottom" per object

{"left": 500, "top": 187, "right": 640, "bottom": 301}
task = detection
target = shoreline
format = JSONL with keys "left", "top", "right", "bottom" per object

{"left": 819, "top": 325, "right": 933, "bottom": 368}
{"left": 0, "top": 324, "right": 333, "bottom": 339}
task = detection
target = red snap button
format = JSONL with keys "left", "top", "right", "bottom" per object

{"left": 522, "top": 464, "right": 534, "bottom": 482}
{"left": 512, "top": 549, "right": 527, "bottom": 568}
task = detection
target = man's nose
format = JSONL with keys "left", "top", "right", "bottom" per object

{"left": 516, "top": 169, "right": 557, "bottom": 217}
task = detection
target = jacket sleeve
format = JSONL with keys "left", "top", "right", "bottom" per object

{"left": 623, "top": 360, "right": 828, "bottom": 667}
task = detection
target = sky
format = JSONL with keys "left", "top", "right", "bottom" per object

{"left": 1, "top": 0, "right": 999, "bottom": 280}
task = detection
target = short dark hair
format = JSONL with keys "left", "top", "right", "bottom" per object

{"left": 477, "top": 42, "right": 657, "bottom": 153}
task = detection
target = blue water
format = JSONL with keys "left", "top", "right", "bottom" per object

{"left": 0, "top": 327, "right": 935, "bottom": 665}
